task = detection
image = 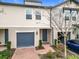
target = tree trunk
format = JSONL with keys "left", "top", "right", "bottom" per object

{"left": 64, "top": 34, "right": 67, "bottom": 59}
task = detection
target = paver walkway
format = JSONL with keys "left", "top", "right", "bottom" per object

{"left": 0, "top": 47, "right": 6, "bottom": 51}
{"left": 36, "top": 44, "right": 55, "bottom": 54}
{"left": 12, "top": 48, "right": 40, "bottom": 59}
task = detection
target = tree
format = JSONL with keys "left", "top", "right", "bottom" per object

{"left": 51, "top": 3, "right": 78, "bottom": 59}
{"left": 42, "top": 7, "right": 72, "bottom": 59}
{"left": 40, "top": 1, "right": 78, "bottom": 58}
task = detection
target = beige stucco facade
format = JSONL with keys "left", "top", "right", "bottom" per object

{"left": 8, "top": 28, "right": 52, "bottom": 48}
{"left": 0, "top": 3, "right": 52, "bottom": 48}
{"left": 0, "top": 1, "right": 79, "bottom": 48}
{"left": 8, "top": 28, "right": 38, "bottom": 48}
{"left": 0, "top": 5, "right": 50, "bottom": 28}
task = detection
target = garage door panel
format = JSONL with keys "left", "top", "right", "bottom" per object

{"left": 17, "top": 32, "right": 34, "bottom": 48}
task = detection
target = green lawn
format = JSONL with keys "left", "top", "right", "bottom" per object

{"left": 0, "top": 49, "right": 14, "bottom": 59}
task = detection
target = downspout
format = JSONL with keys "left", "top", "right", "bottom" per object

{"left": 50, "top": 8, "right": 52, "bottom": 28}
{"left": 50, "top": 8, "right": 53, "bottom": 45}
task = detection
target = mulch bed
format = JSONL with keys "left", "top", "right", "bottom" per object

{"left": 35, "top": 47, "right": 44, "bottom": 50}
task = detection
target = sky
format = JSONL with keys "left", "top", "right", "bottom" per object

{"left": 42, "top": 0, "right": 64, "bottom": 6}
{"left": 0, "top": 0, "right": 64, "bottom": 6}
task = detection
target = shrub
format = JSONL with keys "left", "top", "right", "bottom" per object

{"left": 46, "top": 51, "right": 53, "bottom": 59}
{"left": 55, "top": 50, "right": 62, "bottom": 58}
{"left": 38, "top": 40, "right": 43, "bottom": 48}
{"left": 67, "top": 55, "right": 79, "bottom": 59}
{"left": 55, "top": 39, "right": 57, "bottom": 46}
{"left": 0, "top": 50, "right": 12, "bottom": 59}
{"left": 55, "top": 39, "right": 59, "bottom": 48}
{"left": 57, "top": 44, "right": 64, "bottom": 52}
{"left": 6, "top": 41, "right": 11, "bottom": 50}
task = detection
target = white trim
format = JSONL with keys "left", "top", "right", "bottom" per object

{"left": 17, "top": 46, "right": 35, "bottom": 48}
{"left": 16, "top": 31, "right": 35, "bottom": 33}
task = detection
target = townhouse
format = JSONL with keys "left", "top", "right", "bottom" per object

{"left": 0, "top": 0, "right": 79, "bottom": 48}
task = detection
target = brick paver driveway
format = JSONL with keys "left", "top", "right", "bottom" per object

{"left": 12, "top": 48, "right": 40, "bottom": 59}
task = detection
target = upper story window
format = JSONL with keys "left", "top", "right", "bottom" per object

{"left": 63, "top": 8, "right": 78, "bottom": 21}
{"left": 64, "top": 10, "right": 70, "bottom": 21}
{"left": 26, "top": 9, "right": 32, "bottom": 19}
{"left": 35, "top": 11, "right": 41, "bottom": 20}
{"left": 71, "top": 10, "right": 77, "bottom": 21}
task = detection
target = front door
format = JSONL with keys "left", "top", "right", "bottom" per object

{"left": 42, "top": 29, "right": 47, "bottom": 42}
{"left": 5, "top": 29, "right": 8, "bottom": 44}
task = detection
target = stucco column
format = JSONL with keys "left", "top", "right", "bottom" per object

{"left": 35, "top": 28, "right": 40, "bottom": 47}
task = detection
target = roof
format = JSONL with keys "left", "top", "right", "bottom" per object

{"left": 0, "top": 2, "right": 52, "bottom": 9}
{"left": 52, "top": 0, "right": 79, "bottom": 8}
{"left": 0, "top": 0, "right": 79, "bottom": 9}
{"left": 25, "top": 0, "right": 42, "bottom": 3}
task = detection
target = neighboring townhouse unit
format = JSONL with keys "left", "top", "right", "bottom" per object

{"left": 0, "top": 0, "right": 79, "bottom": 48}
{"left": 51, "top": 0, "right": 79, "bottom": 43}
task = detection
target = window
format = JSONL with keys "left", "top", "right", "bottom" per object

{"left": 64, "top": 10, "right": 70, "bottom": 21}
{"left": 76, "top": 34, "right": 79, "bottom": 39}
{"left": 72, "top": 17, "right": 76, "bottom": 21}
{"left": 26, "top": 9, "right": 32, "bottom": 19}
{"left": 65, "top": 16, "right": 69, "bottom": 20}
{"left": 71, "top": 11, "right": 77, "bottom": 21}
{"left": 35, "top": 11, "right": 41, "bottom": 20}
{"left": 26, "top": 14, "right": 32, "bottom": 19}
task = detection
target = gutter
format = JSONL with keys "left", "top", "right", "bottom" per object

{"left": 50, "top": 8, "right": 52, "bottom": 28}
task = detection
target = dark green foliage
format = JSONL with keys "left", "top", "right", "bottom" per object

{"left": 55, "top": 39, "right": 57, "bottom": 46}
{"left": 55, "top": 39, "right": 59, "bottom": 48}
{"left": 6, "top": 41, "right": 11, "bottom": 50}
{"left": 0, "top": 50, "right": 12, "bottom": 59}
{"left": 36, "top": 40, "right": 44, "bottom": 50}
{"left": 38, "top": 40, "right": 43, "bottom": 48}
{"left": 46, "top": 51, "right": 53, "bottom": 59}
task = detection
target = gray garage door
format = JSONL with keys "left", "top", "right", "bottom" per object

{"left": 17, "top": 32, "right": 34, "bottom": 48}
